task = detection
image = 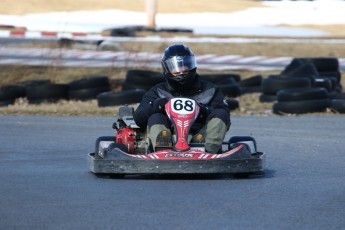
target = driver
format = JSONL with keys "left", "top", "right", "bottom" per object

{"left": 133, "top": 44, "right": 230, "bottom": 153}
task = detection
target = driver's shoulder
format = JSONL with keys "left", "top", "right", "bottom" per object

{"left": 199, "top": 79, "right": 216, "bottom": 90}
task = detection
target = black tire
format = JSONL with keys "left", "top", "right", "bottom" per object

{"left": 125, "top": 76, "right": 165, "bottom": 86}
{"left": 317, "top": 77, "right": 338, "bottom": 91}
{"left": 216, "top": 84, "right": 241, "bottom": 97}
{"left": 282, "top": 74, "right": 316, "bottom": 87}
{"left": 283, "top": 63, "right": 319, "bottom": 79}
{"left": 69, "top": 86, "right": 110, "bottom": 101}
{"left": 334, "top": 85, "right": 343, "bottom": 93}
{"left": 125, "top": 70, "right": 165, "bottom": 85}
{"left": 261, "top": 75, "right": 312, "bottom": 95}
{"left": 122, "top": 81, "right": 156, "bottom": 91}
{"left": 238, "top": 75, "right": 262, "bottom": 87}
{"left": 314, "top": 78, "right": 333, "bottom": 92}
{"left": 106, "top": 174, "right": 126, "bottom": 179}
{"left": 19, "top": 79, "right": 51, "bottom": 87}
{"left": 233, "top": 173, "right": 251, "bottom": 179}
{"left": 328, "top": 92, "right": 345, "bottom": 100}
{"left": 281, "top": 58, "right": 305, "bottom": 75}
{"left": 213, "top": 77, "right": 237, "bottom": 85}
{"left": 157, "top": 27, "right": 193, "bottom": 33}
{"left": 199, "top": 74, "right": 241, "bottom": 83}
{"left": 329, "top": 99, "right": 345, "bottom": 113}
{"left": 226, "top": 98, "right": 239, "bottom": 111}
{"left": 301, "top": 57, "right": 339, "bottom": 72}
{"left": 97, "top": 89, "right": 145, "bottom": 107}
{"left": 0, "top": 85, "right": 26, "bottom": 101}
{"left": 272, "top": 99, "right": 331, "bottom": 115}
{"left": 259, "top": 93, "right": 277, "bottom": 103}
{"left": 240, "top": 86, "right": 262, "bottom": 95}
{"left": 68, "top": 76, "right": 110, "bottom": 90}
{"left": 319, "top": 71, "right": 341, "bottom": 83}
{"left": 0, "top": 99, "right": 15, "bottom": 106}
{"left": 103, "top": 26, "right": 146, "bottom": 37}
{"left": 26, "top": 83, "right": 68, "bottom": 103}
{"left": 277, "top": 87, "right": 328, "bottom": 102}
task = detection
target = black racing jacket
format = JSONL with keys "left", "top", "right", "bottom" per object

{"left": 133, "top": 76, "right": 230, "bottom": 129}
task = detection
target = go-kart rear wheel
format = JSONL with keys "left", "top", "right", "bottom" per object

{"left": 106, "top": 174, "right": 126, "bottom": 179}
{"left": 233, "top": 172, "right": 250, "bottom": 179}
{"left": 95, "top": 173, "right": 125, "bottom": 179}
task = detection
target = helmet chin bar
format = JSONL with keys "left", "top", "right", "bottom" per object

{"left": 173, "top": 74, "right": 189, "bottom": 83}
{"left": 164, "top": 68, "right": 197, "bottom": 91}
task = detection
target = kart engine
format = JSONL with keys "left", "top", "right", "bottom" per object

{"left": 113, "top": 106, "right": 145, "bottom": 154}
{"left": 116, "top": 126, "right": 135, "bottom": 154}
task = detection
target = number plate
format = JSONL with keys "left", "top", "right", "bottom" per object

{"left": 171, "top": 98, "right": 196, "bottom": 115}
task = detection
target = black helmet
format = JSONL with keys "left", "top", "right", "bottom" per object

{"left": 161, "top": 44, "right": 197, "bottom": 91}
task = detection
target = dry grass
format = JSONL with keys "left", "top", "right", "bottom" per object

{"left": 0, "top": 65, "right": 128, "bottom": 86}
{"left": 0, "top": 98, "right": 119, "bottom": 116}
{"left": 120, "top": 41, "right": 345, "bottom": 58}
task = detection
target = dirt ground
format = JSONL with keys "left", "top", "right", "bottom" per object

{"left": 0, "top": 0, "right": 344, "bottom": 115}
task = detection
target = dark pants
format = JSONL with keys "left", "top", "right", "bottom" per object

{"left": 147, "top": 109, "right": 230, "bottom": 153}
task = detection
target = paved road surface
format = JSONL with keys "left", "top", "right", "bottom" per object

{"left": 0, "top": 115, "right": 344, "bottom": 230}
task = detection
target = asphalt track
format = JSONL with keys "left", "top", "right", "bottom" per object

{"left": 0, "top": 115, "right": 344, "bottom": 230}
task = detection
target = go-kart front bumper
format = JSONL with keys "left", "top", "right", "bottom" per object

{"left": 87, "top": 145, "right": 266, "bottom": 175}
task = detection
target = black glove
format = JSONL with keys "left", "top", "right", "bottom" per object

{"left": 151, "top": 98, "right": 168, "bottom": 113}
{"left": 197, "top": 104, "right": 211, "bottom": 122}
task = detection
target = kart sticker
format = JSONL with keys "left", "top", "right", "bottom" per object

{"left": 171, "top": 98, "right": 196, "bottom": 115}
{"left": 165, "top": 153, "right": 195, "bottom": 158}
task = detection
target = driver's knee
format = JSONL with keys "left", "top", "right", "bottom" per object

{"left": 205, "top": 118, "right": 228, "bottom": 154}
{"left": 148, "top": 113, "right": 170, "bottom": 128}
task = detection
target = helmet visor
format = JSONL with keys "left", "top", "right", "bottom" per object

{"left": 163, "top": 55, "right": 197, "bottom": 76}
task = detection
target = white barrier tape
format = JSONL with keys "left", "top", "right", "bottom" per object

{"left": 0, "top": 47, "right": 344, "bottom": 71}
{"left": 1, "top": 29, "right": 345, "bottom": 44}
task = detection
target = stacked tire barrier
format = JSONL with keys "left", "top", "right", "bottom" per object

{"left": 0, "top": 85, "right": 26, "bottom": 106}
{"left": 260, "top": 57, "right": 345, "bottom": 114}
{"left": 0, "top": 77, "right": 111, "bottom": 105}
{"left": 0, "top": 79, "right": 69, "bottom": 105}
{"left": 199, "top": 73, "right": 242, "bottom": 111}
{"left": 238, "top": 75, "right": 263, "bottom": 94}
{"left": 97, "top": 89, "right": 146, "bottom": 107}
{"left": 26, "top": 83, "right": 69, "bottom": 104}
{"left": 68, "top": 76, "right": 110, "bottom": 101}
{"left": 122, "top": 70, "right": 165, "bottom": 91}
{"left": 96, "top": 69, "right": 163, "bottom": 107}
{"left": 273, "top": 88, "right": 331, "bottom": 114}
{"left": 97, "top": 70, "right": 247, "bottom": 111}
{"left": 1, "top": 57, "right": 343, "bottom": 114}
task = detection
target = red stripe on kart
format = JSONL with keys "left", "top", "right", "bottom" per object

{"left": 115, "top": 144, "right": 243, "bottom": 160}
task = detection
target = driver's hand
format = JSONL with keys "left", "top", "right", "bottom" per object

{"left": 151, "top": 98, "right": 168, "bottom": 113}
{"left": 197, "top": 103, "right": 211, "bottom": 122}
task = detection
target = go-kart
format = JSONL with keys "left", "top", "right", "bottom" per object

{"left": 88, "top": 97, "right": 265, "bottom": 178}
